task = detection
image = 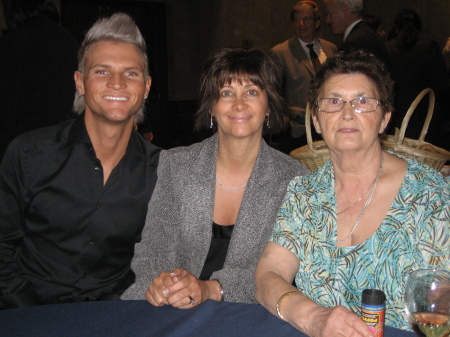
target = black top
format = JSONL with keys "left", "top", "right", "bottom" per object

{"left": 199, "top": 223, "right": 235, "bottom": 280}
{"left": 0, "top": 116, "right": 161, "bottom": 308}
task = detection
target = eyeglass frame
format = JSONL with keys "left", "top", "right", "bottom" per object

{"left": 315, "top": 97, "right": 383, "bottom": 113}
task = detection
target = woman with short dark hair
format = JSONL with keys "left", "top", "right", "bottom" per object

{"left": 122, "top": 48, "right": 309, "bottom": 306}
{"left": 255, "top": 50, "right": 449, "bottom": 336}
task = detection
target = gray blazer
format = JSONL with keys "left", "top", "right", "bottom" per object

{"left": 271, "top": 36, "right": 337, "bottom": 137}
{"left": 121, "top": 134, "right": 309, "bottom": 303}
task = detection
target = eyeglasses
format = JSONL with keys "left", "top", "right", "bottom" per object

{"left": 316, "top": 97, "right": 382, "bottom": 113}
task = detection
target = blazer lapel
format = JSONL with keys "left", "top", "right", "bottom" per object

{"left": 226, "top": 141, "right": 277, "bottom": 262}
{"left": 182, "top": 135, "right": 218, "bottom": 276}
{"left": 289, "top": 36, "right": 315, "bottom": 75}
{"left": 320, "top": 38, "right": 335, "bottom": 58}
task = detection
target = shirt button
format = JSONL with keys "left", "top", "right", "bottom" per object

{"left": 94, "top": 166, "right": 101, "bottom": 171}
{"left": 89, "top": 240, "right": 94, "bottom": 245}
{"left": 96, "top": 203, "right": 100, "bottom": 209}
{"left": 82, "top": 273, "right": 87, "bottom": 279}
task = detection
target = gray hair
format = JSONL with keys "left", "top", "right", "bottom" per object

{"left": 339, "top": 0, "right": 363, "bottom": 15}
{"left": 73, "top": 13, "right": 149, "bottom": 124}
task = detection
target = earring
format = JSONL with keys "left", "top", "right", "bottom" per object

{"left": 266, "top": 116, "right": 270, "bottom": 129}
{"left": 380, "top": 128, "right": 384, "bottom": 133}
{"left": 210, "top": 115, "right": 213, "bottom": 129}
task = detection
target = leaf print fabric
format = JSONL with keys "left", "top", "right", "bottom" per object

{"left": 270, "top": 156, "right": 450, "bottom": 331}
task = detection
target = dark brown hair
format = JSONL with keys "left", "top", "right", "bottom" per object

{"left": 307, "top": 50, "right": 394, "bottom": 116}
{"left": 194, "top": 48, "right": 287, "bottom": 134}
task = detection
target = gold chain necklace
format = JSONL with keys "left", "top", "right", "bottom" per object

{"left": 336, "top": 153, "right": 384, "bottom": 244}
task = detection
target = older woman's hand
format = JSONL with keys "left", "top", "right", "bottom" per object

{"left": 146, "top": 269, "right": 216, "bottom": 309}
{"left": 306, "top": 305, "right": 375, "bottom": 337}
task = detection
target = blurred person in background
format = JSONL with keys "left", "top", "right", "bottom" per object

{"left": 270, "top": 0, "right": 336, "bottom": 154}
{"left": 324, "top": 0, "right": 390, "bottom": 67}
{"left": 386, "top": 9, "right": 450, "bottom": 150}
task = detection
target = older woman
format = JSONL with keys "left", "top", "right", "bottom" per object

{"left": 255, "top": 50, "right": 449, "bottom": 336}
{"left": 121, "top": 48, "right": 309, "bottom": 306}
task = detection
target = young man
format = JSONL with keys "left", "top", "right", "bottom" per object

{"left": 0, "top": 13, "right": 161, "bottom": 308}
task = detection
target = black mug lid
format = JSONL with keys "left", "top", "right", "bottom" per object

{"left": 362, "top": 289, "right": 386, "bottom": 305}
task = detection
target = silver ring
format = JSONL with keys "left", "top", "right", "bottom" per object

{"left": 188, "top": 295, "right": 195, "bottom": 305}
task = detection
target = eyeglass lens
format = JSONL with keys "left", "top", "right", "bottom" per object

{"left": 318, "top": 97, "right": 379, "bottom": 113}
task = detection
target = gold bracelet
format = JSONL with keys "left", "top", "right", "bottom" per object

{"left": 276, "top": 291, "right": 302, "bottom": 321}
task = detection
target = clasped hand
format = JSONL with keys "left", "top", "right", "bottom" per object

{"left": 145, "top": 268, "right": 210, "bottom": 309}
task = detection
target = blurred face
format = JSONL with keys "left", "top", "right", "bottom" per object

{"left": 376, "top": 27, "right": 386, "bottom": 41}
{"left": 312, "top": 73, "right": 391, "bottom": 153}
{"left": 324, "top": 0, "right": 348, "bottom": 34}
{"left": 292, "top": 8, "right": 319, "bottom": 43}
{"left": 74, "top": 41, "right": 151, "bottom": 126}
{"left": 212, "top": 80, "right": 269, "bottom": 140}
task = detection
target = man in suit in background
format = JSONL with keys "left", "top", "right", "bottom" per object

{"left": 270, "top": 0, "right": 337, "bottom": 154}
{"left": 324, "top": 0, "right": 389, "bottom": 66}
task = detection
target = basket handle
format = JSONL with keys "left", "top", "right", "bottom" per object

{"left": 305, "top": 102, "right": 317, "bottom": 153}
{"left": 395, "top": 88, "right": 435, "bottom": 145}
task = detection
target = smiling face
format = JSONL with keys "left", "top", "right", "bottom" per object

{"left": 292, "top": 8, "right": 320, "bottom": 43}
{"left": 312, "top": 73, "right": 391, "bottom": 154}
{"left": 74, "top": 41, "right": 151, "bottom": 127}
{"left": 212, "top": 80, "right": 269, "bottom": 140}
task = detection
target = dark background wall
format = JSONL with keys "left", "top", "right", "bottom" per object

{"left": 163, "top": 0, "right": 450, "bottom": 101}
{"left": 2, "top": 0, "right": 449, "bottom": 100}
{"left": 1, "top": 0, "right": 449, "bottom": 148}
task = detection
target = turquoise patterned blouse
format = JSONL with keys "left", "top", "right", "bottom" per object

{"left": 270, "top": 157, "right": 450, "bottom": 330}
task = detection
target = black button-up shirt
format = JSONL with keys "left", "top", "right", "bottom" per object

{"left": 0, "top": 116, "right": 160, "bottom": 307}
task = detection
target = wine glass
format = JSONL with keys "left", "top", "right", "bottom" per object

{"left": 405, "top": 269, "right": 450, "bottom": 337}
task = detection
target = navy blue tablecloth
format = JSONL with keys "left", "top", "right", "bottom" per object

{"left": 1, "top": 300, "right": 415, "bottom": 337}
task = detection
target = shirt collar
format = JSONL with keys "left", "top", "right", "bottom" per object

{"left": 344, "top": 19, "right": 363, "bottom": 41}
{"left": 298, "top": 37, "right": 320, "bottom": 54}
{"left": 66, "top": 114, "right": 91, "bottom": 147}
{"left": 66, "top": 113, "right": 143, "bottom": 155}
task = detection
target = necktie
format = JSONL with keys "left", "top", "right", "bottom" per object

{"left": 307, "top": 43, "right": 321, "bottom": 73}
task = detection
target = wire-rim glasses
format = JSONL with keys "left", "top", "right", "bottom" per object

{"left": 316, "top": 97, "right": 383, "bottom": 113}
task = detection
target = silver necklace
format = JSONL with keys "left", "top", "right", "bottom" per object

{"left": 216, "top": 176, "right": 247, "bottom": 191}
{"left": 336, "top": 153, "right": 384, "bottom": 244}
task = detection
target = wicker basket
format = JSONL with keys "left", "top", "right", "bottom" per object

{"left": 381, "top": 88, "right": 450, "bottom": 171}
{"left": 290, "top": 103, "right": 330, "bottom": 171}
{"left": 290, "top": 89, "right": 450, "bottom": 172}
